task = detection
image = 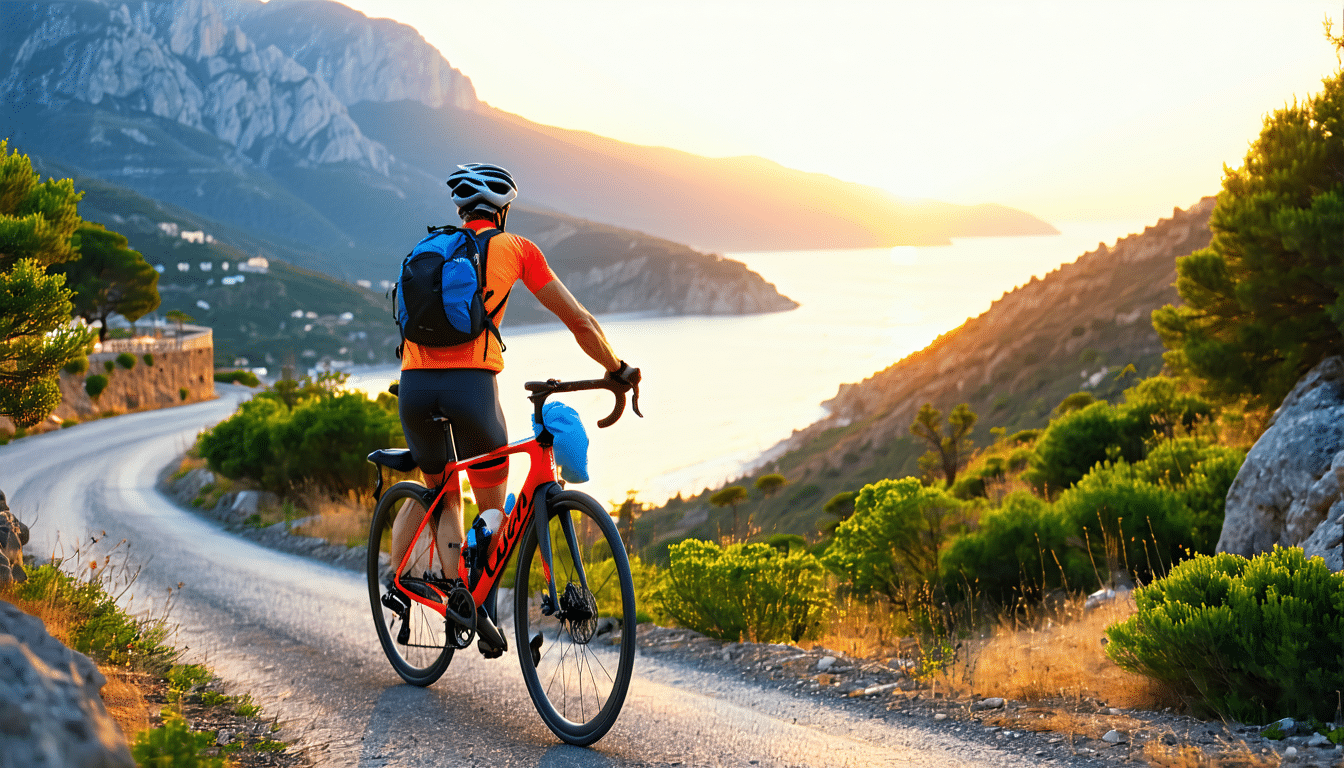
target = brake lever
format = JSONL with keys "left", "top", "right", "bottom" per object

{"left": 631, "top": 383, "right": 642, "bottom": 418}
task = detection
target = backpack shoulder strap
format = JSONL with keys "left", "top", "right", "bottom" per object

{"left": 472, "top": 228, "right": 508, "bottom": 360}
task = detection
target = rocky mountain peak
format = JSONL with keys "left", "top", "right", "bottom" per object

{"left": 239, "top": 0, "right": 479, "bottom": 111}
{"left": 1, "top": 0, "right": 388, "bottom": 173}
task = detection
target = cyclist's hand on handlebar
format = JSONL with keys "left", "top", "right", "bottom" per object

{"left": 605, "top": 361, "right": 640, "bottom": 389}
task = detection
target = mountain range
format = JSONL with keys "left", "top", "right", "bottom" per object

{"left": 0, "top": 0, "right": 1056, "bottom": 289}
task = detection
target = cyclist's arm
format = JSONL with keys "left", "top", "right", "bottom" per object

{"left": 534, "top": 279, "right": 621, "bottom": 372}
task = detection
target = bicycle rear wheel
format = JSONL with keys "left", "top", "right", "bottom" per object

{"left": 514, "top": 490, "right": 636, "bottom": 745}
{"left": 367, "top": 481, "right": 453, "bottom": 686}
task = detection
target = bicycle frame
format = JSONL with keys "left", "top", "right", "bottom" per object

{"left": 391, "top": 432, "right": 573, "bottom": 621}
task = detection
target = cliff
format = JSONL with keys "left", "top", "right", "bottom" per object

{"left": 0, "top": 0, "right": 388, "bottom": 172}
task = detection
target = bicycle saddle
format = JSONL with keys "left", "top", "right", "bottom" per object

{"left": 367, "top": 448, "right": 418, "bottom": 473}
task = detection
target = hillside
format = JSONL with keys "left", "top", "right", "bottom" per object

{"left": 635, "top": 199, "right": 1217, "bottom": 548}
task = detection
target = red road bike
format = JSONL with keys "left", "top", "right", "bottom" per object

{"left": 365, "top": 376, "right": 640, "bottom": 746}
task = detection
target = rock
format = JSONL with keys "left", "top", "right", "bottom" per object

{"left": 173, "top": 467, "right": 216, "bottom": 503}
{"left": 228, "top": 490, "right": 279, "bottom": 521}
{"left": 1307, "top": 733, "right": 1331, "bottom": 748}
{"left": 0, "top": 489, "right": 30, "bottom": 585}
{"left": 1219, "top": 356, "right": 1344, "bottom": 569}
{"left": 1267, "top": 718, "right": 1299, "bottom": 737}
{"left": 934, "top": 713, "right": 948, "bottom": 721}
{"left": 1102, "top": 730, "right": 1126, "bottom": 743}
{"left": 0, "top": 602, "right": 134, "bottom": 768}
{"left": 816, "top": 655, "right": 837, "bottom": 671}
{"left": 972, "top": 697, "right": 1006, "bottom": 711}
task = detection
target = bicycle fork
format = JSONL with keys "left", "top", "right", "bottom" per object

{"left": 534, "top": 484, "right": 592, "bottom": 621}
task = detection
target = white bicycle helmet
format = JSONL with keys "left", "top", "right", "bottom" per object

{"left": 447, "top": 163, "right": 518, "bottom": 215}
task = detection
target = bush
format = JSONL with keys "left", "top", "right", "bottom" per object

{"left": 64, "top": 356, "right": 89, "bottom": 375}
{"left": 215, "top": 369, "right": 260, "bottom": 387}
{"left": 653, "top": 539, "right": 832, "bottom": 643}
{"left": 1105, "top": 547, "right": 1344, "bottom": 723}
{"left": 1054, "top": 462, "right": 1199, "bottom": 585}
{"left": 940, "top": 491, "right": 1094, "bottom": 605}
{"left": 179, "top": 387, "right": 189, "bottom": 401}
{"left": 1025, "top": 401, "right": 1142, "bottom": 495}
{"left": 103, "top": 359, "right": 114, "bottom": 373}
{"left": 115, "top": 352, "right": 136, "bottom": 370}
{"left": 823, "top": 477, "right": 964, "bottom": 599}
{"left": 143, "top": 352, "right": 154, "bottom": 366}
{"left": 199, "top": 387, "right": 403, "bottom": 495}
{"left": 84, "top": 374, "right": 109, "bottom": 399}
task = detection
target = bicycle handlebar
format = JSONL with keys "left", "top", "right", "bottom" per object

{"left": 388, "top": 376, "right": 642, "bottom": 429}
{"left": 525, "top": 376, "right": 642, "bottom": 428}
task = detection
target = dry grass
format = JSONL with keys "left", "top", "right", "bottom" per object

{"left": 1141, "top": 741, "right": 1281, "bottom": 768}
{"left": 943, "top": 594, "right": 1182, "bottom": 710}
{"left": 806, "top": 594, "right": 905, "bottom": 659}
{"left": 291, "top": 490, "right": 374, "bottom": 548}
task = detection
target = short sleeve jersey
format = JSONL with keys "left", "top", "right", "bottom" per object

{"left": 399, "top": 220, "right": 558, "bottom": 372}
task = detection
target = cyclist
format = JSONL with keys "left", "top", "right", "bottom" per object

{"left": 390, "top": 163, "right": 639, "bottom": 608}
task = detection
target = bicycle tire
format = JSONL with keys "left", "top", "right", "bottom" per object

{"left": 367, "top": 481, "right": 453, "bottom": 686}
{"left": 513, "top": 489, "right": 636, "bottom": 745}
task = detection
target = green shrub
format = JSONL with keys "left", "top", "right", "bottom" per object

{"left": 215, "top": 369, "right": 260, "bottom": 387}
{"left": 1054, "top": 462, "right": 1199, "bottom": 584}
{"left": 823, "top": 477, "right": 964, "bottom": 599}
{"left": 198, "top": 388, "right": 403, "bottom": 495}
{"left": 103, "top": 359, "right": 114, "bottom": 373}
{"left": 84, "top": 374, "right": 109, "bottom": 399}
{"left": 64, "top": 356, "right": 89, "bottom": 375}
{"left": 1025, "top": 401, "right": 1142, "bottom": 495}
{"left": 1120, "top": 376, "right": 1212, "bottom": 441}
{"left": 940, "top": 491, "right": 1095, "bottom": 605}
{"left": 143, "top": 352, "right": 154, "bottom": 366}
{"left": 116, "top": 352, "right": 136, "bottom": 370}
{"left": 179, "top": 387, "right": 189, "bottom": 401}
{"left": 653, "top": 539, "right": 832, "bottom": 643}
{"left": 131, "top": 710, "right": 225, "bottom": 768}
{"left": 1105, "top": 547, "right": 1344, "bottom": 723}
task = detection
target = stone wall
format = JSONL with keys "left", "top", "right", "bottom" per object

{"left": 0, "top": 331, "right": 216, "bottom": 436}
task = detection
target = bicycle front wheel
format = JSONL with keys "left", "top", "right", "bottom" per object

{"left": 367, "top": 481, "right": 453, "bottom": 686}
{"left": 514, "top": 490, "right": 637, "bottom": 745}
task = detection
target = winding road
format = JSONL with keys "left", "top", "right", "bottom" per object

{"left": 1, "top": 391, "right": 1072, "bottom": 767}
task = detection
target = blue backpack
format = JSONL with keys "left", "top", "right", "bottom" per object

{"left": 393, "top": 225, "right": 508, "bottom": 358}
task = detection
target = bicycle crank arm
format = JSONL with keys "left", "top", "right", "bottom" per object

{"left": 475, "top": 607, "right": 508, "bottom": 654}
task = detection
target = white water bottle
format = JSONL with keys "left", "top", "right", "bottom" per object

{"left": 480, "top": 508, "right": 503, "bottom": 532}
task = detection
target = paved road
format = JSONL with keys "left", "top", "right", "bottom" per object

{"left": 0, "top": 392, "right": 1066, "bottom": 767}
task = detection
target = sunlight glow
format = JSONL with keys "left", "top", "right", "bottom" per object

{"left": 327, "top": 0, "right": 1340, "bottom": 222}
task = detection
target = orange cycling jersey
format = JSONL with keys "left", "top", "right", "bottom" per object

{"left": 399, "top": 219, "right": 558, "bottom": 372}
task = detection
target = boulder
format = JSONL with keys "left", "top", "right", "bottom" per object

{"left": 1218, "top": 356, "right": 1344, "bottom": 570}
{"left": 0, "top": 489, "right": 30, "bottom": 585}
{"left": 0, "top": 602, "right": 134, "bottom": 768}
{"left": 172, "top": 467, "right": 216, "bottom": 504}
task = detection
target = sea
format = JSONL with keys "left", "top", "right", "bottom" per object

{"left": 344, "top": 219, "right": 1151, "bottom": 508}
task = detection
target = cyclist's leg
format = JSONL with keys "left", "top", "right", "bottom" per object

{"left": 400, "top": 368, "right": 508, "bottom": 577}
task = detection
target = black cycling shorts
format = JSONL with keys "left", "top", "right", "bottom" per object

{"left": 398, "top": 368, "right": 508, "bottom": 476}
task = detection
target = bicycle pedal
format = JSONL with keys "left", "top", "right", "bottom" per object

{"left": 477, "top": 639, "right": 504, "bottom": 659}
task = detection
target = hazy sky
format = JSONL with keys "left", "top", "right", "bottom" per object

{"left": 328, "top": 0, "right": 1341, "bottom": 225}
